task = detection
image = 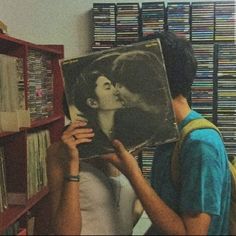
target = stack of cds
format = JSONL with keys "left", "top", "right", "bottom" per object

{"left": 141, "top": 146, "right": 156, "bottom": 182}
{"left": 217, "top": 43, "right": 236, "bottom": 159}
{"left": 116, "top": 3, "right": 140, "bottom": 46}
{"left": 167, "top": 2, "right": 190, "bottom": 40}
{"left": 28, "top": 50, "right": 54, "bottom": 121}
{"left": 191, "top": 2, "right": 215, "bottom": 41}
{"left": 92, "top": 3, "right": 116, "bottom": 51}
{"left": 141, "top": 2, "right": 165, "bottom": 37}
{"left": 215, "top": 1, "right": 236, "bottom": 41}
{"left": 191, "top": 43, "right": 214, "bottom": 121}
{"left": 140, "top": 2, "right": 165, "bottom": 181}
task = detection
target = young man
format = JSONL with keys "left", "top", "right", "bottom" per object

{"left": 104, "top": 31, "right": 231, "bottom": 235}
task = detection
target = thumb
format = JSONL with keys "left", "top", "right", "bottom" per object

{"left": 112, "top": 139, "right": 128, "bottom": 155}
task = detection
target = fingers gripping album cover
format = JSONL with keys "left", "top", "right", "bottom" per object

{"left": 61, "top": 39, "right": 179, "bottom": 159}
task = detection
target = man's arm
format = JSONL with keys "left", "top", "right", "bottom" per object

{"left": 47, "top": 121, "right": 94, "bottom": 235}
{"left": 104, "top": 140, "right": 211, "bottom": 235}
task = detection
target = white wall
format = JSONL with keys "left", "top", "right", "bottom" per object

{"left": 1, "top": 0, "right": 94, "bottom": 58}
{"left": 0, "top": 0, "right": 229, "bottom": 59}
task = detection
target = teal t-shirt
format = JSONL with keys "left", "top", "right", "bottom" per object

{"left": 151, "top": 110, "right": 231, "bottom": 235}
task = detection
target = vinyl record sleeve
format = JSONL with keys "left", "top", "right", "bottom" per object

{"left": 61, "top": 39, "right": 179, "bottom": 159}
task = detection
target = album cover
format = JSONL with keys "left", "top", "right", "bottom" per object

{"left": 61, "top": 39, "right": 179, "bottom": 159}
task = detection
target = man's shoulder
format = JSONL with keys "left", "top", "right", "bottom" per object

{"left": 187, "top": 127, "right": 223, "bottom": 147}
{"left": 182, "top": 128, "right": 227, "bottom": 167}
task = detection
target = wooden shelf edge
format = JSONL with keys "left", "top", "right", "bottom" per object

{"left": 0, "top": 33, "right": 26, "bottom": 46}
{"left": 0, "top": 34, "right": 63, "bottom": 55}
{"left": 0, "top": 187, "right": 49, "bottom": 234}
{"left": 30, "top": 114, "right": 64, "bottom": 128}
{"left": 28, "top": 44, "right": 64, "bottom": 56}
{"left": 0, "top": 114, "right": 64, "bottom": 138}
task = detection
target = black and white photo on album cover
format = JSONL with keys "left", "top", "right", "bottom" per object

{"left": 61, "top": 39, "right": 179, "bottom": 159}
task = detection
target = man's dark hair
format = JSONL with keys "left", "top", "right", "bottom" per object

{"left": 141, "top": 31, "right": 197, "bottom": 99}
{"left": 112, "top": 50, "right": 166, "bottom": 106}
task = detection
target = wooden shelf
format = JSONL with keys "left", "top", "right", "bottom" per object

{"left": 30, "top": 114, "right": 64, "bottom": 128}
{"left": 0, "top": 114, "right": 64, "bottom": 138}
{"left": 0, "top": 34, "right": 63, "bottom": 56}
{"left": 0, "top": 187, "right": 48, "bottom": 234}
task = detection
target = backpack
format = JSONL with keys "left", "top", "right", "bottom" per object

{"left": 171, "top": 118, "right": 236, "bottom": 235}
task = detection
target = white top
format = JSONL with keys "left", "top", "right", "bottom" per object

{"left": 79, "top": 162, "right": 121, "bottom": 235}
{"left": 109, "top": 174, "right": 138, "bottom": 235}
{"left": 79, "top": 162, "right": 137, "bottom": 235}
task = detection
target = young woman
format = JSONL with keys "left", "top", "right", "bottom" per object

{"left": 46, "top": 53, "right": 142, "bottom": 235}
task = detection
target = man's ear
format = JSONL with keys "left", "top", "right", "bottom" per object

{"left": 86, "top": 98, "right": 99, "bottom": 108}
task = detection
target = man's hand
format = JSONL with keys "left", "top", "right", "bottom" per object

{"left": 103, "top": 139, "right": 142, "bottom": 178}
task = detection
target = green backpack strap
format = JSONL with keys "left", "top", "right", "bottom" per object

{"left": 229, "top": 158, "right": 236, "bottom": 235}
{"left": 229, "top": 160, "right": 236, "bottom": 201}
{"left": 171, "top": 118, "right": 221, "bottom": 190}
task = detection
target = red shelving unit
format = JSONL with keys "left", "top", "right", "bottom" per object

{"left": 0, "top": 33, "right": 64, "bottom": 234}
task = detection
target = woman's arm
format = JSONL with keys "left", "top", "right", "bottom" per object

{"left": 47, "top": 120, "right": 94, "bottom": 235}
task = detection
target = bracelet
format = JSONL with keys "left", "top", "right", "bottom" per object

{"left": 64, "top": 174, "right": 80, "bottom": 182}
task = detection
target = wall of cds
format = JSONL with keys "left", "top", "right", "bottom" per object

{"left": 92, "top": 1, "right": 236, "bottom": 177}
{"left": 92, "top": 1, "right": 235, "bottom": 49}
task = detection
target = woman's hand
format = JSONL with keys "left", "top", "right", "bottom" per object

{"left": 102, "top": 139, "right": 142, "bottom": 179}
{"left": 61, "top": 120, "right": 94, "bottom": 162}
{"left": 48, "top": 120, "right": 92, "bottom": 235}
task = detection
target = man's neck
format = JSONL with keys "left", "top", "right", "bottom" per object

{"left": 172, "top": 95, "right": 191, "bottom": 124}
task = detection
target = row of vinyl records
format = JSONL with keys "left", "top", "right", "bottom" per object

{"left": 0, "top": 51, "right": 54, "bottom": 132}
{"left": 92, "top": 1, "right": 235, "bottom": 50}
{"left": 0, "top": 54, "right": 30, "bottom": 132}
{"left": 0, "top": 129, "right": 50, "bottom": 213}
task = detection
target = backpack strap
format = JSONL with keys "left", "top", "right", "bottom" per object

{"left": 229, "top": 158, "right": 236, "bottom": 235}
{"left": 229, "top": 160, "right": 236, "bottom": 200}
{"left": 171, "top": 118, "right": 221, "bottom": 190}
